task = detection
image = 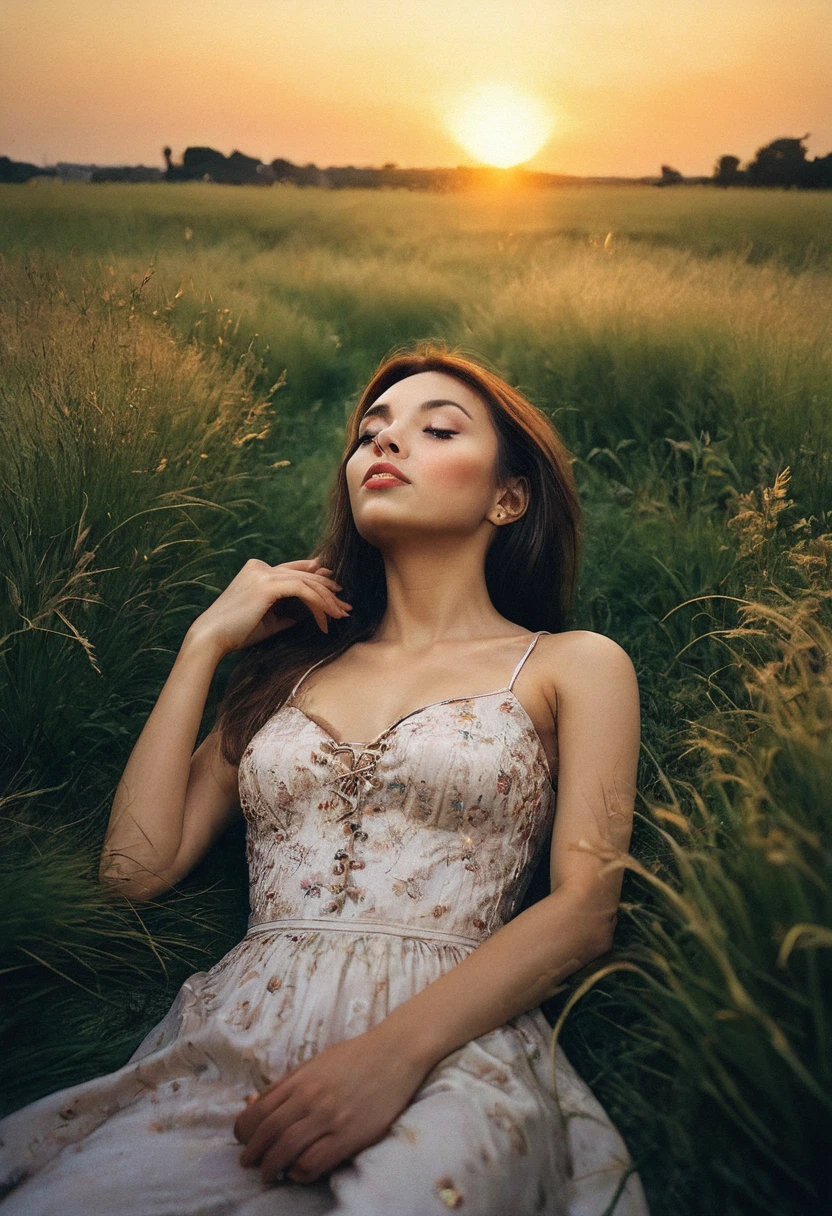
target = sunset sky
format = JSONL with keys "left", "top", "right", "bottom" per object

{"left": 2, "top": 0, "right": 830, "bottom": 177}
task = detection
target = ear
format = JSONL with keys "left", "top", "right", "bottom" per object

{"left": 486, "top": 475, "right": 529, "bottom": 527}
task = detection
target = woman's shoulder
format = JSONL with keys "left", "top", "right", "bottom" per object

{"left": 540, "top": 628, "right": 632, "bottom": 658}
{"left": 536, "top": 629, "right": 637, "bottom": 687}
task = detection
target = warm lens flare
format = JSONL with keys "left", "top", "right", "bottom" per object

{"left": 447, "top": 83, "right": 555, "bottom": 169}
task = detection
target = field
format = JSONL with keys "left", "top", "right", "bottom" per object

{"left": 1, "top": 180, "right": 831, "bottom": 1214}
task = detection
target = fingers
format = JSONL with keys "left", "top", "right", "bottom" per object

{"left": 295, "top": 572, "right": 352, "bottom": 615}
{"left": 235, "top": 1084, "right": 356, "bottom": 1185}
{"left": 234, "top": 1081, "right": 289, "bottom": 1145}
{"left": 287, "top": 588, "right": 333, "bottom": 634}
{"left": 274, "top": 571, "right": 349, "bottom": 607}
{"left": 311, "top": 575, "right": 343, "bottom": 598}
{"left": 287, "top": 576, "right": 352, "bottom": 634}
{"left": 260, "top": 1118, "right": 335, "bottom": 1184}
{"left": 275, "top": 562, "right": 341, "bottom": 590}
{"left": 262, "top": 570, "right": 352, "bottom": 635}
{"left": 277, "top": 558, "right": 334, "bottom": 575}
{"left": 241, "top": 1096, "right": 326, "bottom": 1175}
{"left": 286, "top": 1133, "right": 344, "bottom": 1183}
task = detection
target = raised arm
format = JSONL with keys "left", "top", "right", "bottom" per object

{"left": 98, "top": 557, "right": 353, "bottom": 902}
{"left": 98, "top": 629, "right": 236, "bottom": 902}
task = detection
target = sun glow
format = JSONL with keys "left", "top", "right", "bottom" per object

{"left": 447, "top": 83, "right": 555, "bottom": 169}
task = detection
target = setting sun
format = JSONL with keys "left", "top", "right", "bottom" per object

{"left": 447, "top": 83, "right": 555, "bottom": 169}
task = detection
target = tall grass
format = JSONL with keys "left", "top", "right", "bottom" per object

{"left": 1, "top": 183, "right": 830, "bottom": 1212}
{"left": 0, "top": 253, "right": 279, "bottom": 1104}
{"left": 7, "top": 181, "right": 832, "bottom": 270}
{"left": 548, "top": 478, "right": 832, "bottom": 1215}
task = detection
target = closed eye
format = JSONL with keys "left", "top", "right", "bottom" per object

{"left": 356, "top": 427, "right": 457, "bottom": 445}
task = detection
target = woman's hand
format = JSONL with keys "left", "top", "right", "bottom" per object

{"left": 187, "top": 557, "right": 352, "bottom": 658}
{"left": 233, "top": 1028, "right": 431, "bottom": 1185}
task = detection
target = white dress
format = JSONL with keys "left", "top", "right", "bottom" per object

{"left": 0, "top": 631, "right": 649, "bottom": 1215}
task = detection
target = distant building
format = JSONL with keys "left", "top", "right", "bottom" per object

{"left": 91, "top": 165, "right": 164, "bottom": 182}
{"left": 54, "top": 162, "right": 97, "bottom": 182}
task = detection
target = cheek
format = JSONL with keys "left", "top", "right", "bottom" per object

{"left": 345, "top": 454, "right": 364, "bottom": 491}
{"left": 425, "top": 448, "right": 493, "bottom": 492}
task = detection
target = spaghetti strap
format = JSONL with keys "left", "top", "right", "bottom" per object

{"left": 506, "top": 630, "right": 550, "bottom": 692}
{"left": 291, "top": 631, "right": 551, "bottom": 703}
{"left": 288, "top": 652, "right": 333, "bottom": 700}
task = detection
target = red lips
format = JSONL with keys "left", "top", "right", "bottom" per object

{"left": 362, "top": 461, "right": 411, "bottom": 485}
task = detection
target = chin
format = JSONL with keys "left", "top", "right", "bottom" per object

{"left": 353, "top": 517, "right": 409, "bottom": 546}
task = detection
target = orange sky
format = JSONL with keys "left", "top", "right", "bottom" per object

{"left": 2, "top": 0, "right": 830, "bottom": 176}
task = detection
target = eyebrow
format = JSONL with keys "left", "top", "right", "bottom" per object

{"left": 358, "top": 397, "right": 474, "bottom": 428}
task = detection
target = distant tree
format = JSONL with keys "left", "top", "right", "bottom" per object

{"left": 183, "top": 147, "right": 226, "bottom": 167}
{"left": 269, "top": 157, "right": 299, "bottom": 184}
{"left": 0, "top": 155, "right": 57, "bottom": 183}
{"left": 182, "top": 146, "right": 227, "bottom": 181}
{"left": 803, "top": 151, "right": 832, "bottom": 189}
{"left": 746, "top": 135, "right": 809, "bottom": 188}
{"left": 299, "top": 162, "right": 322, "bottom": 186}
{"left": 161, "top": 145, "right": 264, "bottom": 185}
{"left": 658, "top": 164, "right": 683, "bottom": 186}
{"left": 713, "top": 154, "right": 745, "bottom": 187}
{"left": 223, "top": 150, "right": 265, "bottom": 185}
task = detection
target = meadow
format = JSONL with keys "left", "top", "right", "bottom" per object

{"left": 1, "top": 180, "right": 830, "bottom": 1215}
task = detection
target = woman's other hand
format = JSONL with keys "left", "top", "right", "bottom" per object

{"left": 188, "top": 557, "right": 352, "bottom": 658}
{"left": 233, "top": 1028, "right": 430, "bottom": 1185}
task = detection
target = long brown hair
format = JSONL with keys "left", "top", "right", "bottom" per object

{"left": 215, "top": 339, "right": 582, "bottom": 766}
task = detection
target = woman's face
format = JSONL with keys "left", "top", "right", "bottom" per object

{"left": 345, "top": 370, "right": 507, "bottom": 546}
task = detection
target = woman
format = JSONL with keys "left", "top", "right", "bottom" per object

{"left": 0, "top": 342, "right": 649, "bottom": 1215}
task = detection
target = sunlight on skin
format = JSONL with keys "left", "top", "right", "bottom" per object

{"left": 446, "top": 82, "right": 555, "bottom": 168}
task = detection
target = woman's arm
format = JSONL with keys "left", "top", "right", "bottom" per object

{"left": 371, "top": 629, "right": 640, "bottom": 1069}
{"left": 99, "top": 557, "right": 351, "bottom": 902}
{"left": 98, "top": 626, "right": 231, "bottom": 900}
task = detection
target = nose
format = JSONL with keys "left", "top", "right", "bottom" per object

{"left": 371, "top": 427, "right": 401, "bottom": 456}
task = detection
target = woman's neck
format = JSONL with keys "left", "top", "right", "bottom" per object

{"left": 369, "top": 536, "right": 510, "bottom": 646}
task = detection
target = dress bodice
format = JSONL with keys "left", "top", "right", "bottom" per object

{"left": 238, "top": 631, "right": 557, "bottom": 946}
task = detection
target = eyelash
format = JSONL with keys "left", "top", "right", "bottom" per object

{"left": 356, "top": 426, "right": 457, "bottom": 445}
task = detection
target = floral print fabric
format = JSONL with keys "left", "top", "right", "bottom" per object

{"left": 0, "top": 641, "right": 649, "bottom": 1216}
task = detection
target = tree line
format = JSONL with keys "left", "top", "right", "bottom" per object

{"left": 3, "top": 134, "right": 831, "bottom": 190}
{"left": 713, "top": 135, "right": 832, "bottom": 189}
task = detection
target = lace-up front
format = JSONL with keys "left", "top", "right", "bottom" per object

{"left": 240, "top": 631, "right": 556, "bottom": 933}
